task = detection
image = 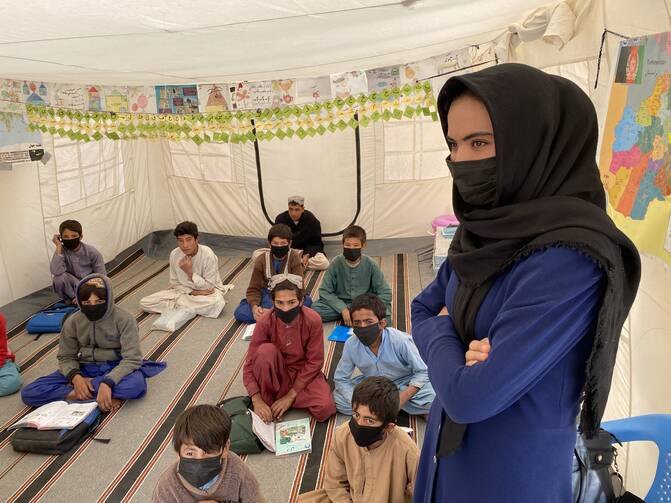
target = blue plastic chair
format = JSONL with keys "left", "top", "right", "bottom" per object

{"left": 602, "top": 414, "right": 671, "bottom": 502}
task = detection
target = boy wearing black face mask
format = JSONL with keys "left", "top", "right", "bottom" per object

{"left": 50, "top": 219, "right": 106, "bottom": 304}
{"left": 153, "top": 405, "right": 264, "bottom": 502}
{"left": 312, "top": 225, "right": 392, "bottom": 326}
{"left": 234, "top": 224, "right": 310, "bottom": 324}
{"left": 333, "top": 294, "right": 434, "bottom": 417}
{"left": 243, "top": 280, "right": 336, "bottom": 424}
{"left": 21, "top": 274, "right": 166, "bottom": 411}
{"left": 298, "top": 377, "right": 419, "bottom": 503}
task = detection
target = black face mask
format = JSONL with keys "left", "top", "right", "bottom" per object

{"left": 80, "top": 303, "right": 107, "bottom": 322}
{"left": 446, "top": 156, "right": 497, "bottom": 208}
{"left": 353, "top": 323, "right": 381, "bottom": 347}
{"left": 348, "top": 417, "right": 386, "bottom": 448}
{"left": 61, "top": 237, "right": 81, "bottom": 250}
{"left": 271, "top": 245, "right": 290, "bottom": 259}
{"left": 343, "top": 248, "right": 361, "bottom": 262}
{"left": 275, "top": 305, "right": 301, "bottom": 324}
{"left": 178, "top": 455, "right": 222, "bottom": 488}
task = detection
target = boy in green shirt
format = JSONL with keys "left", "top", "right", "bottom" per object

{"left": 311, "top": 226, "right": 392, "bottom": 325}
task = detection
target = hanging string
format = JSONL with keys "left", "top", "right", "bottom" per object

{"left": 594, "top": 29, "right": 633, "bottom": 89}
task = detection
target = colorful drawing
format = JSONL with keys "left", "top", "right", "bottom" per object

{"left": 400, "top": 59, "right": 436, "bottom": 85}
{"left": 22, "top": 81, "right": 49, "bottom": 106}
{"left": 229, "top": 81, "right": 273, "bottom": 110}
{"left": 295, "top": 77, "right": 332, "bottom": 104}
{"left": 87, "top": 86, "right": 102, "bottom": 111}
{"left": 271, "top": 79, "right": 296, "bottom": 107}
{"left": 330, "top": 71, "right": 368, "bottom": 99}
{"left": 366, "top": 66, "right": 401, "bottom": 92}
{"left": 155, "top": 85, "right": 199, "bottom": 114}
{"left": 50, "top": 84, "right": 86, "bottom": 110}
{"left": 103, "top": 87, "right": 129, "bottom": 113}
{"left": 0, "top": 79, "right": 23, "bottom": 113}
{"left": 197, "top": 83, "right": 229, "bottom": 112}
{"left": 0, "top": 113, "right": 41, "bottom": 149}
{"left": 599, "top": 31, "right": 671, "bottom": 265}
{"left": 128, "top": 86, "right": 157, "bottom": 113}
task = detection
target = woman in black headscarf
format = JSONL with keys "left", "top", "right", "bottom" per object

{"left": 410, "top": 63, "right": 640, "bottom": 502}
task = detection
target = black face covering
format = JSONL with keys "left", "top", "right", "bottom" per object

{"left": 275, "top": 305, "right": 300, "bottom": 324}
{"left": 433, "top": 63, "right": 641, "bottom": 458}
{"left": 343, "top": 248, "right": 361, "bottom": 262}
{"left": 81, "top": 303, "right": 107, "bottom": 322}
{"left": 178, "top": 455, "right": 222, "bottom": 488}
{"left": 271, "top": 245, "right": 290, "bottom": 259}
{"left": 353, "top": 323, "right": 380, "bottom": 347}
{"left": 348, "top": 417, "right": 385, "bottom": 448}
{"left": 446, "top": 156, "right": 497, "bottom": 208}
{"left": 61, "top": 237, "right": 80, "bottom": 250}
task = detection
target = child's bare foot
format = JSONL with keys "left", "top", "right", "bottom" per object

{"left": 109, "top": 398, "right": 123, "bottom": 412}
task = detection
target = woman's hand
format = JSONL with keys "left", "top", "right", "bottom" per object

{"left": 465, "top": 337, "right": 490, "bottom": 366}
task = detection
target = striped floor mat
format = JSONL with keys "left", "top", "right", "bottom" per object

{"left": 0, "top": 251, "right": 428, "bottom": 503}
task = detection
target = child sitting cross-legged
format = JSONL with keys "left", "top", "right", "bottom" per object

{"left": 298, "top": 376, "right": 420, "bottom": 503}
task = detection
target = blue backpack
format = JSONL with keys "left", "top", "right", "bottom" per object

{"left": 26, "top": 303, "right": 79, "bottom": 337}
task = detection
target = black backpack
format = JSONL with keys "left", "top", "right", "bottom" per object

{"left": 11, "top": 408, "right": 102, "bottom": 455}
{"left": 217, "top": 396, "right": 264, "bottom": 455}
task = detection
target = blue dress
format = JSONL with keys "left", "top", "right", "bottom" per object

{"left": 411, "top": 247, "right": 605, "bottom": 503}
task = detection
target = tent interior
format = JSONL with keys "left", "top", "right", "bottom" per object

{"left": 1, "top": 0, "right": 670, "bottom": 501}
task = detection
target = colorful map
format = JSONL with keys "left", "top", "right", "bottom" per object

{"left": 600, "top": 32, "right": 671, "bottom": 265}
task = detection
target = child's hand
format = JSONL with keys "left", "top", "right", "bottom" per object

{"left": 438, "top": 306, "right": 449, "bottom": 316}
{"left": 465, "top": 338, "right": 490, "bottom": 366}
{"left": 72, "top": 375, "right": 94, "bottom": 400}
{"left": 96, "top": 382, "right": 114, "bottom": 411}
{"left": 252, "top": 394, "right": 273, "bottom": 423}
{"left": 271, "top": 390, "right": 296, "bottom": 421}
{"left": 341, "top": 308, "right": 352, "bottom": 327}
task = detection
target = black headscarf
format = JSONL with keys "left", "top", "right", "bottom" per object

{"left": 435, "top": 63, "right": 641, "bottom": 457}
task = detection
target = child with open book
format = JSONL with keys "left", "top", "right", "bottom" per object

{"left": 299, "top": 376, "right": 419, "bottom": 503}
{"left": 153, "top": 404, "right": 265, "bottom": 503}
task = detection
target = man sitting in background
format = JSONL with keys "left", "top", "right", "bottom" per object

{"left": 140, "top": 221, "right": 228, "bottom": 319}
{"left": 50, "top": 219, "right": 106, "bottom": 304}
{"left": 275, "top": 195, "right": 329, "bottom": 270}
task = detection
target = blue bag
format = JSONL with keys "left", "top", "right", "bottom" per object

{"left": 26, "top": 303, "right": 79, "bottom": 336}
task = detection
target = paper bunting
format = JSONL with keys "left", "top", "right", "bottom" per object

{"left": 26, "top": 82, "right": 437, "bottom": 145}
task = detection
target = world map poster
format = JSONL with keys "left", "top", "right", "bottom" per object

{"left": 600, "top": 31, "right": 671, "bottom": 265}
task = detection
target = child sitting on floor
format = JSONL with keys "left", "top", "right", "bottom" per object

{"left": 153, "top": 404, "right": 265, "bottom": 503}
{"left": 311, "top": 225, "right": 392, "bottom": 326}
{"left": 334, "top": 293, "right": 435, "bottom": 417}
{"left": 21, "top": 274, "right": 166, "bottom": 411}
{"left": 235, "top": 223, "right": 311, "bottom": 324}
{"left": 299, "top": 376, "right": 419, "bottom": 503}
{"left": 0, "top": 313, "right": 21, "bottom": 396}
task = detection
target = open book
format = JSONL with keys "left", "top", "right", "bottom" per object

{"left": 250, "top": 410, "right": 311, "bottom": 457}
{"left": 9, "top": 401, "right": 98, "bottom": 431}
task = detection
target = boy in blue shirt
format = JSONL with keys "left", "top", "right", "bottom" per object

{"left": 333, "top": 293, "right": 434, "bottom": 416}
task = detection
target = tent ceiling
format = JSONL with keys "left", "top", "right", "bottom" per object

{"left": 0, "top": 0, "right": 549, "bottom": 85}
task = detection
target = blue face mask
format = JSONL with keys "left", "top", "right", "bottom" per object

{"left": 446, "top": 156, "right": 497, "bottom": 208}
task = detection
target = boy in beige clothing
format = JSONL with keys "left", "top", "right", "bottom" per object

{"left": 299, "top": 376, "right": 419, "bottom": 503}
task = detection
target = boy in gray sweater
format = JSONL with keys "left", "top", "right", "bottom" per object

{"left": 21, "top": 274, "right": 166, "bottom": 410}
{"left": 153, "top": 405, "right": 265, "bottom": 503}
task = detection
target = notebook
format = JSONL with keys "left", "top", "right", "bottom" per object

{"left": 242, "top": 323, "right": 256, "bottom": 341}
{"left": 250, "top": 410, "right": 312, "bottom": 457}
{"left": 327, "top": 325, "right": 353, "bottom": 342}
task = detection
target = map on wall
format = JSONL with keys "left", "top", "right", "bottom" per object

{"left": 599, "top": 31, "right": 671, "bottom": 265}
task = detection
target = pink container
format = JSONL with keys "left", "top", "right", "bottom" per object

{"left": 431, "top": 214, "right": 459, "bottom": 233}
